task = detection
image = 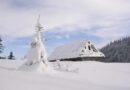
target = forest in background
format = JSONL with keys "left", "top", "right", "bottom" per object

{"left": 101, "top": 37, "right": 130, "bottom": 62}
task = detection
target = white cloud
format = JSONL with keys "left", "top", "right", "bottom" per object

{"left": 64, "top": 34, "right": 70, "bottom": 39}
{"left": 0, "top": 0, "right": 130, "bottom": 41}
{"left": 55, "top": 35, "right": 62, "bottom": 39}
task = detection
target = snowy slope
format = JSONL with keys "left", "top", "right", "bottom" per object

{"left": 0, "top": 60, "right": 130, "bottom": 90}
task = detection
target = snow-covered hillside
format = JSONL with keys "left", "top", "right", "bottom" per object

{"left": 0, "top": 60, "right": 130, "bottom": 90}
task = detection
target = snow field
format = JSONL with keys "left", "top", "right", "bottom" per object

{"left": 0, "top": 60, "right": 130, "bottom": 90}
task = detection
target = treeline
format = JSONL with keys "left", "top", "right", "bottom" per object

{"left": 0, "top": 37, "right": 15, "bottom": 60}
{"left": 100, "top": 37, "right": 130, "bottom": 62}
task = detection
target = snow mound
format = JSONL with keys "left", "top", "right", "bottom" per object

{"left": 18, "top": 61, "right": 53, "bottom": 73}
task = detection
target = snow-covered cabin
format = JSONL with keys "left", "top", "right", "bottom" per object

{"left": 48, "top": 40, "right": 105, "bottom": 61}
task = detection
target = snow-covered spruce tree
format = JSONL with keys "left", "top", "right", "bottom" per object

{"left": 18, "top": 16, "right": 50, "bottom": 72}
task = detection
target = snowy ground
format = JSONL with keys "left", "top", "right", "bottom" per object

{"left": 0, "top": 60, "right": 130, "bottom": 90}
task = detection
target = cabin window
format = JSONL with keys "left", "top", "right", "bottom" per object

{"left": 88, "top": 45, "right": 91, "bottom": 50}
{"left": 91, "top": 45, "right": 98, "bottom": 52}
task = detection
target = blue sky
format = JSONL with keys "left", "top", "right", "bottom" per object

{"left": 0, "top": 0, "right": 130, "bottom": 59}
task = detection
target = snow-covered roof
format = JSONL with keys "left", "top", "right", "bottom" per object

{"left": 48, "top": 40, "right": 105, "bottom": 61}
